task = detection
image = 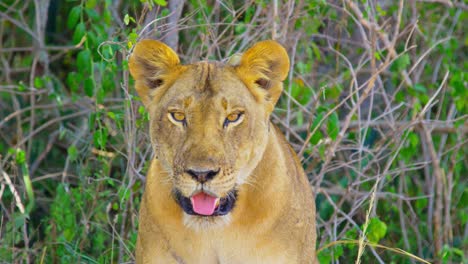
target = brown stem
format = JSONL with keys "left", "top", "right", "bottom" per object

{"left": 421, "top": 123, "right": 445, "bottom": 263}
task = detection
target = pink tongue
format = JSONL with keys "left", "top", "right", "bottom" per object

{"left": 190, "top": 192, "right": 218, "bottom": 216}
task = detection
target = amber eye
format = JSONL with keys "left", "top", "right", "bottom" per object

{"left": 227, "top": 113, "right": 240, "bottom": 122}
{"left": 224, "top": 112, "right": 244, "bottom": 127}
{"left": 169, "top": 112, "right": 186, "bottom": 124}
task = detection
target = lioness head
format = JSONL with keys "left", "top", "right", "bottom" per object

{"left": 129, "top": 40, "right": 289, "bottom": 228}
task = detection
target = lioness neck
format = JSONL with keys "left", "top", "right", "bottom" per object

{"left": 230, "top": 123, "right": 302, "bottom": 230}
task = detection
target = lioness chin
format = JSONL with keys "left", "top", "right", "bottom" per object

{"left": 129, "top": 39, "right": 317, "bottom": 264}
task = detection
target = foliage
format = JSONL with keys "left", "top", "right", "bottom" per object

{"left": 0, "top": 0, "right": 466, "bottom": 263}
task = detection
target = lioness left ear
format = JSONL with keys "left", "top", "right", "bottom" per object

{"left": 129, "top": 39, "right": 181, "bottom": 107}
{"left": 235, "top": 40, "right": 290, "bottom": 113}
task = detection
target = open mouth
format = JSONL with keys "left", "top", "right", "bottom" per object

{"left": 174, "top": 189, "right": 238, "bottom": 217}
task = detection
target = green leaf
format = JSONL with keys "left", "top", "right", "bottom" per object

{"left": 393, "top": 53, "right": 410, "bottom": 71}
{"left": 311, "top": 43, "right": 321, "bottom": 61}
{"left": 415, "top": 197, "right": 428, "bottom": 212}
{"left": 376, "top": 4, "right": 387, "bottom": 16}
{"left": 21, "top": 161, "right": 35, "bottom": 213}
{"left": 85, "top": 0, "right": 97, "bottom": 9}
{"left": 85, "top": 8, "right": 100, "bottom": 22}
{"left": 66, "top": 72, "right": 82, "bottom": 93}
{"left": 327, "top": 112, "right": 339, "bottom": 140}
{"left": 317, "top": 249, "right": 332, "bottom": 264}
{"left": 235, "top": 23, "right": 246, "bottom": 34}
{"left": 333, "top": 245, "right": 344, "bottom": 259}
{"left": 318, "top": 144, "right": 326, "bottom": 160}
{"left": 72, "top": 22, "right": 86, "bottom": 44}
{"left": 13, "top": 213, "right": 28, "bottom": 229}
{"left": 138, "top": 105, "right": 146, "bottom": 115}
{"left": 395, "top": 90, "right": 405, "bottom": 103}
{"left": 345, "top": 227, "right": 358, "bottom": 241}
{"left": 153, "top": 0, "right": 168, "bottom": 6}
{"left": 18, "top": 82, "right": 26, "bottom": 91}
{"left": 59, "top": 126, "right": 67, "bottom": 140}
{"left": 63, "top": 228, "right": 74, "bottom": 241}
{"left": 459, "top": 188, "right": 468, "bottom": 208}
{"left": 77, "top": 49, "right": 92, "bottom": 74}
{"left": 366, "top": 217, "right": 387, "bottom": 243}
{"left": 296, "top": 61, "right": 308, "bottom": 74}
{"left": 67, "top": 6, "right": 81, "bottom": 29}
{"left": 84, "top": 78, "right": 95, "bottom": 97}
{"left": 128, "top": 31, "right": 139, "bottom": 46}
{"left": 94, "top": 128, "right": 108, "bottom": 149}
{"left": 413, "top": 83, "right": 427, "bottom": 93}
{"left": 310, "top": 112, "right": 324, "bottom": 145}
{"left": 102, "top": 71, "right": 114, "bottom": 92}
{"left": 107, "top": 178, "right": 115, "bottom": 187}
{"left": 67, "top": 145, "right": 78, "bottom": 161}
{"left": 408, "top": 132, "right": 419, "bottom": 148}
{"left": 124, "top": 14, "right": 130, "bottom": 25}
{"left": 96, "top": 85, "right": 105, "bottom": 103}
{"left": 450, "top": 70, "right": 466, "bottom": 96}
{"left": 89, "top": 112, "right": 96, "bottom": 129}
{"left": 374, "top": 51, "right": 381, "bottom": 61}
{"left": 324, "top": 84, "right": 342, "bottom": 100}
{"left": 15, "top": 148, "right": 26, "bottom": 165}
{"left": 107, "top": 111, "right": 116, "bottom": 120}
{"left": 296, "top": 111, "right": 304, "bottom": 127}
{"left": 103, "top": 9, "right": 112, "bottom": 25}
{"left": 412, "top": 100, "right": 422, "bottom": 117}
{"left": 34, "top": 77, "right": 43, "bottom": 89}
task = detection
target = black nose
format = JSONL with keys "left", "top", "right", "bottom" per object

{"left": 186, "top": 169, "right": 220, "bottom": 183}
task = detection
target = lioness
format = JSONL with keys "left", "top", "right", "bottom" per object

{"left": 129, "top": 39, "right": 317, "bottom": 264}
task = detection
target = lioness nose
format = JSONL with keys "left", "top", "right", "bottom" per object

{"left": 186, "top": 169, "right": 220, "bottom": 183}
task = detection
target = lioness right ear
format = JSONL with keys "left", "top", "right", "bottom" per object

{"left": 129, "top": 39, "right": 181, "bottom": 106}
{"left": 235, "top": 40, "right": 290, "bottom": 113}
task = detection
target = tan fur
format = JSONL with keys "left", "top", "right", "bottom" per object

{"left": 129, "top": 40, "right": 317, "bottom": 264}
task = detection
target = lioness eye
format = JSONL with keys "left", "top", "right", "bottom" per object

{"left": 227, "top": 113, "right": 240, "bottom": 122}
{"left": 169, "top": 112, "right": 186, "bottom": 123}
{"left": 224, "top": 112, "right": 244, "bottom": 128}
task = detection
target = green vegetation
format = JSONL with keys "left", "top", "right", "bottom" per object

{"left": 0, "top": 0, "right": 466, "bottom": 263}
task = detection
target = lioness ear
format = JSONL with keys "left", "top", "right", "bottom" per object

{"left": 235, "top": 40, "right": 290, "bottom": 113}
{"left": 129, "top": 39, "right": 181, "bottom": 106}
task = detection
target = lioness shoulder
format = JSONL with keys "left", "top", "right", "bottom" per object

{"left": 129, "top": 39, "right": 317, "bottom": 264}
